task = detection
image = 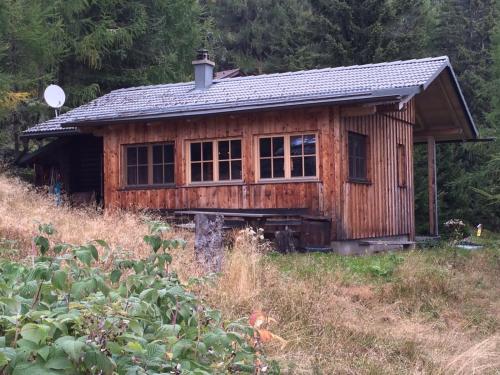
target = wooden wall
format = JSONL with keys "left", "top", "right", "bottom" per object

{"left": 100, "top": 102, "right": 415, "bottom": 241}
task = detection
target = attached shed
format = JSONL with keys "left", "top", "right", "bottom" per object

{"left": 22, "top": 52, "right": 480, "bottom": 251}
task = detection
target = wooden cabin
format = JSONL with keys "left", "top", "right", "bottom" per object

{"left": 22, "top": 52, "right": 480, "bottom": 253}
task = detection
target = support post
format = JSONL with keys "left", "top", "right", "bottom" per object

{"left": 427, "top": 136, "right": 438, "bottom": 236}
{"left": 194, "top": 213, "right": 224, "bottom": 273}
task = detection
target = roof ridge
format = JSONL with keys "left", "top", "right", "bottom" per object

{"left": 107, "top": 56, "right": 449, "bottom": 94}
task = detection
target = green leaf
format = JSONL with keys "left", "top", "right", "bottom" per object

{"left": 45, "top": 353, "right": 72, "bottom": 370}
{"left": 53, "top": 243, "right": 69, "bottom": 254}
{"left": 172, "top": 339, "right": 193, "bottom": 359}
{"left": 125, "top": 341, "right": 144, "bottom": 354}
{"left": 133, "top": 261, "right": 145, "bottom": 274}
{"left": 74, "top": 249, "right": 92, "bottom": 266}
{"left": 37, "top": 345, "right": 51, "bottom": 361}
{"left": 51, "top": 270, "right": 68, "bottom": 291}
{"left": 20, "top": 323, "right": 50, "bottom": 345}
{"left": 0, "top": 351, "right": 9, "bottom": 366}
{"left": 93, "top": 239, "right": 109, "bottom": 249}
{"left": 110, "top": 269, "right": 122, "bottom": 283}
{"left": 83, "top": 350, "right": 115, "bottom": 375}
{"left": 55, "top": 336, "right": 86, "bottom": 362}
{"left": 34, "top": 236, "right": 50, "bottom": 255}
{"left": 88, "top": 244, "right": 99, "bottom": 261}
{"left": 144, "top": 235, "right": 162, "bottom": 253}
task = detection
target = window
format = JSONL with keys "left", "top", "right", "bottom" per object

{"left": 348, "top": 132, "right": 368, "bottom": 182}
{"left": 153, "top": 144, "right": 175, "bottom": 185}
{"left": 126, "top": 146, "right": 148, "bottom": 186}
{"left": 397, "top": 143, "right": 407, "bottom": 187}
{"left": 188, "top": 139, "right": 242, "bottom": 183}
{"left": 218, "top": 139, "right": 242, "bottom": 181}
{"left": 290, "top": 134, "right": 317, "bottom": 177}
{"left": 124, "top": 143, "right": 175, "bottom": 187}
{"left": 258, "top": 134, "right": 317, "bottom": 180}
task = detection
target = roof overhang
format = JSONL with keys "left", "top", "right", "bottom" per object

{"left": 413, "top": 62, "right": 479, "bottom": 142}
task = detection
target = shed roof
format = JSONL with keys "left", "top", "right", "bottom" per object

{"left": 23, "top": 56, "right": 478, "bottom": 141}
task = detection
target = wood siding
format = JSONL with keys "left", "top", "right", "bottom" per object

{"left": 100, "top": 102, "right": 415, "bottom": 241}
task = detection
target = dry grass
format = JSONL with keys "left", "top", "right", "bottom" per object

{"left": 1, "top": 173, "right": 500, "bottom": 374}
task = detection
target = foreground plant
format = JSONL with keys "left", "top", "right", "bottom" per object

{"left": 0, "top": 223, "right": 278, "bottom": 374}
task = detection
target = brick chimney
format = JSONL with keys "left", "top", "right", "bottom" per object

{"left": 192, "top": 49, "right": 215, "bottom": 90}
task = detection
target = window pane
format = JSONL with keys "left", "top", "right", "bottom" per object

{"left": 153, "top": 165, "right": 163, "bottom": 184}
{"left": 260, "top": 159, "right": 271, "bottom": 179}
{"left": 191, "top": 143, "right": 201, "bottom": 162}
{"left": 191, "top": 163, "right": 201, "bottom": 182}
{"left": 304, "top": 134, "right": 316, "bottom": 155}
{"left": 219, "top": 161, "right": 230, "bottom": 180}
{"left": 304, "top": 156, "right": 316, "bottom": 177}
{"left": 127, "top": 147, "right": 137, "bottom": 166}
{"left": 218, "top": 141, "right": 229, "bottom": 160}
{"left": 231, "top": 140, "right": 242, "bottom": 159}
{"left": 153, "top": 145, "right": 163, "bottom": 164}
{"left": 203, "top": 162, "right": 213, "bottom": 181}
{"left": 127, "top": 166, "right": 137, "bottom": 185}
{"left": 291, "top": 156, "right": 303, "bottom": 177}
{"left": 164, "top": 144, "right": 174, "bottom": 163}
{"left": 231, "top": 160, "right": 242, "bottom": 180}
{"left": 138, "top": 166, "right": 148, "bottom": 184}
{"left": 203, "top": 142, "right": 213, "bottom": 161}
{"left": 260, "top": 138, "right": 271, "bottom": 157}
{"left": 273, "top": 158, "right": 285, "bottom": 178}
{"left": 138, "top": 147, "right": 148, "bottom": 165}
{"left": 164, "top": 164, "right": 174, "bottom": 183}
{"left": 272, "top": 137, "right": 284, "bottom": 156}
{"left": 290, "top": 136, "right": 303, "bottom": 156}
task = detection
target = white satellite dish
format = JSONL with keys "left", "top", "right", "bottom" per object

{"left": 44, "top": 85, "right": 66, "bottom": 109}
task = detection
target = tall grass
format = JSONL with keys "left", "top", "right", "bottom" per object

{"left": 1, "top": 172, "right": 499, "bottom": 373}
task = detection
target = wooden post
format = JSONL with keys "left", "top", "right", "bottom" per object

{"left": 194, "top": 214, "right": 224, "bottom": 273}
{"left": 427, "top": 136, "right": 438, "bottom": 236}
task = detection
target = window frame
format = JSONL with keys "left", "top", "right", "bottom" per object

{"left": 186, "top": 137, "right": 244, "bottom": 185}
{"left": 255, "top": 132, "right": 319, "bottom": 182}
{"left": 122, "top": 142, "right": 176, "bottom": 188}
{"left": 347, "top": 131, "right": 369, "bottom": 184}
{"left": 397, "top": 143, "right": 407, "bottom": 188}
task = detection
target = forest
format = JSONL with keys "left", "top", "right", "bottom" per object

{"left": 0, "top": 0, "right": 499, "bottom": 231}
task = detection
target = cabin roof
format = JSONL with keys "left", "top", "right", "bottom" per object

{"left": 23, "top": 56, "right": 478, "bottom": 141}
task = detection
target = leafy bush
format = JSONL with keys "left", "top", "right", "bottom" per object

{"left": 0, "top": 223, "right": 277, "bottom": 374}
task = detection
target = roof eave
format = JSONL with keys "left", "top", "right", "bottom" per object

{"left": 62, "top": 89, "right": 417, "bottom": 128}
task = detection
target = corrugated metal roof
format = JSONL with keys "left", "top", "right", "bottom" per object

{"left": 24, "top": 56, "right": 452, "bottom": 136}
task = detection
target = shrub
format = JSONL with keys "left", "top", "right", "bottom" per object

{"left": 0, "top": 223, "right": 278, "bottom": 374}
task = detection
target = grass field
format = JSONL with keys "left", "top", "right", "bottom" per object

{"left": 1, "top": 173, "right": 499, "bottom": 374}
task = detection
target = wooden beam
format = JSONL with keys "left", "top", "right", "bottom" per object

{"left": 340, "top": 105, "right": 376, "bottom": 117}
{"left": 414, "top": 127, "right": 463, "bottom": 138}
{"left": 427, "top": 136, "right": 438, "bottom": 236}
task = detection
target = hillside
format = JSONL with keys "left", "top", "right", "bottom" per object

{"left": 0, "top": 173, "right": 499, "bottom": 374}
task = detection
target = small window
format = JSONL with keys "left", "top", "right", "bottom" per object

{"left": 259, "top": 136, "right": 285, "bottom": 179}
{"left": 152, "top": 144, "right": 175, "bottom": 184}
{"left": 124, "top": 143, "right": 175, "bottom": 187}
{"left": 348, "top": 132, "right": 368, "bottom": 182}
{"left": 290, "top": 134, "right": 317, "bottom": 177}
{"left": 218, "top": 139, "right": 242, "bottom": 181}
{"left": 397, "top": 143, "right": 407, "bottom": 187}
{"left": 188, "top": 138, "right": 243, "bottom": 183}
{"left": 126, "top": 145, "right": 148, "bottom": 186}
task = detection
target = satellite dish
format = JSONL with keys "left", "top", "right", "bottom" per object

{"left": 44, "top": 85, "right": 66, "bottom": 109}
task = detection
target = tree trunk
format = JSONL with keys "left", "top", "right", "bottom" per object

{"left": 194, "top": 213, "right": 224, "bottom": 273}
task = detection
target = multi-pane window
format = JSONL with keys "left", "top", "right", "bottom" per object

{"left": 124, "top": 143, "right": 175, "bottom": 187}
{"left": 190, "top": 142, "right": 214, "bottom": 182}
{"left": 258, "top": 134, "right": 317, "bottom": 180}
{"left": 290, "top": 134, "right": 317, "bottom": 177}
{"left": 188, "top": 139, "right": 242, "bottom": 183}
{"left": 153, "top": 144, "right": 175, "bottom": 185}
{"left": 397, "top": 143, "right": 407, "bottom": 187}
{"left": 348, "top": 132, "right": 368, "bottom": 181}
{"left": 218, "top": 139, "right": 242, "bottom": 181}
{"left": 126, "top": 146, "right": 148, "bottom": 186}
{"left": 259, "top": 136, "right": 285, "bottom": 179}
